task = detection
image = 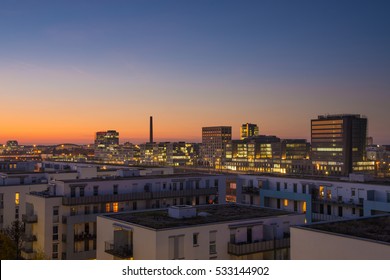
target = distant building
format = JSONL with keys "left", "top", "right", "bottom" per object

{"left": 94, "top": 130, "right": 120, "bottom": 160}
{"left": 291, "top": 215, "right": 390, "bottom": 259}
{"left": 201, "top": 126, "right": 232, "bottom": 167}
{"left": 240, "top": 123, "right": 259, "bottom": 140}
{"left": 97, "top": 204, "right": 304, "bottom": 260}
{"left": 311, "top": 114, "right": 368, "bottom": 176}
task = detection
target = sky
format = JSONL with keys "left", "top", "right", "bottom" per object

{"left": 0, "top": 0, "right": 389, "bottom": 145}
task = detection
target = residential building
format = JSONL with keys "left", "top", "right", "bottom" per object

{"left": 97, "top": 204, "right": 305, "bottom": 260}
{"left": 236, "top": 173, "right": 390, "bottom": 224}
{"left": 21, "top": 172, "right": 226, "bottom": 260}
{"left": 291, "top": 215, "right": 390, "bottom": 259}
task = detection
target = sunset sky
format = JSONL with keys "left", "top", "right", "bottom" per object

{"left": 1, "top": 0, "right": 389, "bottom": 145}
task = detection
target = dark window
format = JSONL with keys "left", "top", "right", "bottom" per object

{"left": 338, "top": 206, "right": 343, "bottom": 217}
{"left": 79, "top": 187, "right": 85, "bottom": 197}
{"left": 93, "top": 186, "right": 99, "bottom": 196}
{"left": 293, "top": 184, "right": 297, "bottom": 193}
{"left": 113, "top": 185, "right": 118, "bottom": 195}
{"left": 53, "top": 226, "right": 58, "bottom": 241}
{"left": 327, "top": 205, "right": 331, "bottom": 215}
{"left": 71, "top": 187, "right": 76, "bottom": 198}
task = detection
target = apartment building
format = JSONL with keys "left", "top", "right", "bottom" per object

{"left": 96, "top": 204, "right": 305, "bottom": 260}
{"left": 291, "top": 215, "right": 390, "bottom": 259}
{"left": 236, "top": 174, "right": 390, "bottom": 224}
{"left": 21, "top": 173, "right": 226, "bottom": 260}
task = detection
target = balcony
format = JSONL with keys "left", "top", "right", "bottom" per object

{"left": 22, "top": 214, "right": 38, "bottom": 223}
{"left": 74, "top": 233, "right": 96, "bottom": 242}
{"left": 62, "top": 188, "right": 217, "bottom": 206}
{"left": 228, "top": 238, "right": 290, "bottom": 256}
{"left": 23, "top": 235, "right": 37, "bottom": 242}
{"left": 104, "top": 241, "right": 133, "bottom": 259}
{"left": 242, "top": 187, "right": 260, "bottom": 195}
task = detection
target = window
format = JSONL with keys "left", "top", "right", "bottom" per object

{"left": 93, "top": 205, "right": 99, "bottom": 214}
{"left": 352, "top": 208, "right": 356, "bottom": 215}
{"left": 93, "top": 186, "right": 99, "bottom": 196}
{"left": 53, "top": 206, "right": 59, "bottom": 216}
{"left": 173, "top": 198, "right": 177, "bottom": 206}
{"left": 105, "top": 203, "right": 111, "bottom": 213}
{"left": 294, "top": 201, "right": 298, "bottom": 212}
{"left": 209, "top": 231, "right": 217, "bottom": 254}
{"left": 70, "top": 207, "right": 76, "bottom": 216}
{"left": 15, "top": 207, "right": 19, "bottom": 219}
{"left": 53, "top": 226, "right": 58, "bottom": 241}
{"left": 319, "top": 204, "right": 324, "bottom": 214}
{"left": 52, "top": 243, "right": 58, "bottom": 259}
{"left": 205, "top": 180, "right": 210, "bottom": 188}
{"left": 284, "top": 199, "right": 288, "bottom": 207}
{"left": 132, "top": 201, "right": 137, "bottom": 210}
{"left": 113, "top": 185, "right": 118, "bottom": 195}
{"left": 214, "top": 179, "right": 218, "bottom": 187}
{"left": 15, "top": 192, "right": 20, "bottom": 205}
{"left": 84, "top": 206, "right": 90, "bottom": 215}
{"left": 293, "top": 184, "right": 297, "bottom": 193}
{"left": 193, "top": 233, "right": 199, "bottom": 246}
{"left": 351, "top": 188, "right": 356, "bottom": 197}
{"left": 168, "top": 235, "right": 184, "bottom": 260}
{"left": 0, "top": 193, "right": 3, "bottom": 209}
{"left": 302, "top": 202, "right": 307, "bottom": 213}
{"left": 180, "top": 182, "right": 184, "bottom": 190}
{"left": 327, "top": 205, "right": 331, "bottom": 215}
{"left": 284, "top": 183, "right": 288, "bottom": 190}
{"left": 71, "top": 187, "right": 76, "bottom": 198}
{"left": 338, "top": 206, "right": 343, "bottom": 217}
{"left": 302, "top": 185, "right": 306, "bottom": 194}
{"left": 276, "top": 182, "right": 280, "bottom": 191}
{"left": 79, "top": 187, "right": 85, "bottom": 197}
{"left": 277, "top": 199, "right": 281, "bottom": 209}
{"left": 113, "top": 202, "right": 119, "bottom": 213}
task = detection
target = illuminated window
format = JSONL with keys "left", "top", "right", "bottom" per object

{"left": 15, "top": 192, "right": 20, "bottom": 205}
{"left": 284, "top": 199, "right": 288, "bottom": 207}
{"left": 113, "top": 202, "right": 119, "bottom": 213}
{"left": 302, "top": 202, "right": 307, "bottom": 213}
{"left": 319, "top": 186, "right": 324, "bottom": 198}
{"left": 105, "top": 203, "right": 111, "bottom": 213}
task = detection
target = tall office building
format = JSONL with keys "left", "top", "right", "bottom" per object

{"left": 202, "top": 126, "right": 232, "bottom": 166}
{"left": 311, "top": 114, "right": 367, "bottom": 176}
{"left": 94, "top": 130, "right": 120, "bottom": 159}
{"left": 240, "top": 123, "right": 259, "bottom": 139}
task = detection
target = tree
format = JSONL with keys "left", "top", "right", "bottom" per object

{"left": 0, "top": 232, "right": 16, "bottom": 259}
{"left": 3, "top": 219, "right": 25, "bottom": 260}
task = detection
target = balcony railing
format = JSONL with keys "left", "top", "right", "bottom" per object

{"left": 228, "top": 238, "right": 290, "bottom": 256}
{"left": 22, "top": 214, "right": 38, "bottom": 223}
{"left": 63, "top": 188, "right": 217, "bottom": 206}
{"left": 23, "top": 235, "right": 37, "bottom": 242}
{"left": 104, "top": 241, "right": 133, "bottom": 259}
{"left": 242, "top": 187, "right": 260, "bottom": 195}
{"left": 74, "top": 233, "right": 96, "bottom": 242}
{"left": 312, "top": 197, "right": 363, "bottom": 208}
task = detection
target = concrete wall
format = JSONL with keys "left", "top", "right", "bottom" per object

{"left": 291, "top": 227, "right": 390, "bottom": 260}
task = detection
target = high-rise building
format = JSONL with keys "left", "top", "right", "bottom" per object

{"left": 240, "top": 123, "right": 259, "bottom": 139}
{"left": 311, "top": 114, "right": 367, "bottom": 176}
{"left": 201, "top": 126, "right": 232, "bottom": 166}
{"left": 94, "top": 130, "right": 120, "bottom": 159}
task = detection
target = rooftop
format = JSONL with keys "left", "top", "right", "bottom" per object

{"left": 301, "top": 215, "right": 390, "bottom": 244}
{"left": 105, "top": 204, "right": 295, "bottom": 230}
{"left": 61, "top": 172, "right": 221, "bottom": 183}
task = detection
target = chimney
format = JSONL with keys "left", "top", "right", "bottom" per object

{"left": 150, "top": 116, "right": 153, "bottom": 143}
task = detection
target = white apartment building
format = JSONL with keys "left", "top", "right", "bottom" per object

{"left": 96, "top": 204, "right": 305, "bottom": 260}
{"left": 236, "top": 174, "right": 390, "bottom": 223}
{"left": 291, "top": 215, "right": 390, "bottom": 259}
{"left": 22, "top": 173, "right": 226, "bottom": 260}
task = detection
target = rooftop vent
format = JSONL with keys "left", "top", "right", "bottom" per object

{"left": 168, "top": 205, "right": 196, "bottom": 219}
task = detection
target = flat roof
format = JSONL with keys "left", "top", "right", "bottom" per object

{"left": 105, "top": 204, "right": 295, "bottom": 230}
{"left": 300, "top": 216, "right": 390, "bottom": 244}
{"left": 61, "top": 173, "right": 221, "bottom": 183}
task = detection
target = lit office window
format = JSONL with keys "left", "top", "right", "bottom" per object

{"left": 15, "top": 192, "right": 20, "bottom": 205}
{"left": 113, "top": 202, "right": 119, "bottom": 213}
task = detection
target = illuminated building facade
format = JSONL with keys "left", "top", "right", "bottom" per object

{"left": 240, "top": 123, "right": 259, "bottom": 140}
{"left": 201, "top": 126, "right": 232, "bottom": 167}
{"left": 94, "top": 130, "right": 120, "bottom": 160}
{"left": 311, "top": 114, "right": 368, "bottom": 176}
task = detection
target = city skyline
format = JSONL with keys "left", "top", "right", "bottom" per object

{"left": 1, "top": 0, "right": 389, "bottom": 144}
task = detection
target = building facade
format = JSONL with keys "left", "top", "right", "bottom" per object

{"left": 201, "top": 126, "right": 232, "bottom": 167}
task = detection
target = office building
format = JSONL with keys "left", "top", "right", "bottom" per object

{"left": 201, "top": 126, "right": 232, "bottom": 167}
{"left": 311, "top": 114, "right": 367, "bottom": 176}
{"left": 240, "top": 123, "right": 259, "bottom": 140}
{"left": 94, "top": 130, "right": 120, "bottom": 160}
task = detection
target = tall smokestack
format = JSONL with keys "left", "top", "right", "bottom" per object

{"left": 150, "top": 116, "right": 153, "bottom": 143}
